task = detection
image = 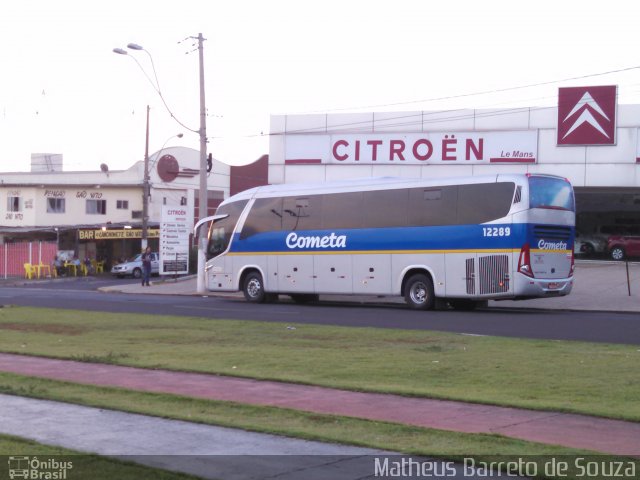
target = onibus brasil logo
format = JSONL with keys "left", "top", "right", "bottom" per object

{"left": 7, "top": 456, "right": 73, "bottom": 479}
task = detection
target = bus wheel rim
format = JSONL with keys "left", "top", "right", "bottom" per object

{"left": 410, "top": 282, "right": 427, "bottom": 304}
{"left": 247, "top": 278, "right": 261, "bottom": 297}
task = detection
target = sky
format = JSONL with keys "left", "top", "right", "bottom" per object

{"left": 1, "top": 0, "right": 639, "bottom": 172}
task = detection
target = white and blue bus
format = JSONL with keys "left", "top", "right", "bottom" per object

{"left": 195, "top": 174, "right": 575, "bottom": 310}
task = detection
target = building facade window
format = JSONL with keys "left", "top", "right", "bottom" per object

{"left": 7, "top": 196, "right": 22, "bottom": 212}
{"left": 86, "top": 199, "right": 107, "bottom": 215}
{"left": 116, "top": 200, "right": 129, "bottom": 209}
{"left": 47, "top": 198, "right": 66, "bottom": 213}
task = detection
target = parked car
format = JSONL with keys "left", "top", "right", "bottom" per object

{"left": 110, "top": 252, "right": 160, "bottom": 278}
{"left": 575, "top": 225, "right": 640, "bottom": 256}
{"left": 608, "top": 234, "right": 640, "bottom": 261}
{"left": 574, "top": 230, "right": 608, "bottom": 256}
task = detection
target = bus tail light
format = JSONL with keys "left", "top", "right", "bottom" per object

{"left": 569, "top": 249, "right": 575, "bottom": 277}
{"left": 518, "top": 244, "right": 534, "bottom": 278}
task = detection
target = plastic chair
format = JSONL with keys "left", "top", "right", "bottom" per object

{"left": 23, "top": 263, "right": 37, "bottom": 279}
{"left": 64, "top": 262, "right": 77, "bottom": 276}
{"left": 37, "top": 263, "right": 51, "bottom": 278}
{"left": 80, "top": 263, "right": 88, "bottom": 276}
{"left": 95, "top": 261, "right": 105, "bottom": 274}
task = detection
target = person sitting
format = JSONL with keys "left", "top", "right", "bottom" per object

{"left": 84, "top": 257, "right": 93, "bottom": 274}
{"left": 53, "top": 256, "right": 64, "bottom": 276}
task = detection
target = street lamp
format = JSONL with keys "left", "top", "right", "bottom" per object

{"left": 142, "top": 105, "right": 150, "bottom": 250}
{"left": 114, "top": 34, "right": 208, "bottom": 292}
{"left": 150, "top": 133, "right": 184, "bottom": 170}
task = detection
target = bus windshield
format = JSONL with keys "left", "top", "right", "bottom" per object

{"left": 528, "top": 176, "right": 574, "bottom": 211}
{"left": 206, "top": 200, "right": 248, "bottom": 259}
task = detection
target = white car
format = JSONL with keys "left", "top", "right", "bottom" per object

{"left": 110, "top": 252, "right": 159, "bottom": 278}
{"left": 574, "top": 232, "right": 607, "bottom": 255}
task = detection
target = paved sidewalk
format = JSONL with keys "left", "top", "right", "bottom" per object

{"left": 0, "top": 393, "right": 391, "bottom": 480}
{"left": 99, "top": 261, "right": 640, "bottom": 313}
{"left": 1, "top": 352, "right": 638, "bottom": 457}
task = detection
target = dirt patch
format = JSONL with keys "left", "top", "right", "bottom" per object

{"left": 0, "top": 322, "right": 89, "bottom": 336}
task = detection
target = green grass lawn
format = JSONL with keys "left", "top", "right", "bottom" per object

{"left": 0, "top": 371, "right": 598, "bottom": 458}
{"left": 0, "top": 306, "right": 638, "bottom": 421}
{"left": 2, "top": 373, "right": 637, "bottom": 480}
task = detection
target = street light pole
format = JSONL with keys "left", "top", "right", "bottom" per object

{"left": 142, "top": 105, "right": 150, "bottom": 251}
{"left": 196, "top": 33, "right": 208, "bottom": 294}
{"left": 114, "top": 36, "right": 209, "bottom": 290}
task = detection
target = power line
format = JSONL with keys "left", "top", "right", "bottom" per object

{"left": 260, "top": 84, "right": 640, "bottom": 137}
{"left": 306, "top": 65, "right": 640, "bottom": 114}
{"left": 204, "top": 67, "right": 640, "bottom": 143}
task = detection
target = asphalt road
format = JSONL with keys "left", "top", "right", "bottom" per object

{"left": 2, "top": 277, "right": 639, "bottom": 345}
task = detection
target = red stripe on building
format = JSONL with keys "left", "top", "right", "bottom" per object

{"left": 285, "top": 159, "right": 322, "bottom": 165}
{"left": 489, "top": 157, "right": 536, "bottom": 164}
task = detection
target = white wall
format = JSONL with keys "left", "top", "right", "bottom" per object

{"left": 0, "top": 147, "right": 231, "bottom": 229}
{"left": 270, "top": 107, "right": 640, "bottom": 188}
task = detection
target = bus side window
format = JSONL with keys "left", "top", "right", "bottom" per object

{"left": 240, "top": 197, "right": 283, "bottom": 239}
{"left": 408, "top": 186, "right": 457, "bottom": 226}
{"left": 457, "top": 182, "right": 514, "bottom": 224}
{"left": 362, "top": 189, "right": 408, "bottom": 228}
{"left": 322, "top": 192, "right": 364, "bottom": 230}
{"left": 283, "top": 196, "right": 322, "bottom": 231}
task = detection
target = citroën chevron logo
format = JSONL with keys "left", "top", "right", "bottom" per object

{"left": 557, "top": 85, "right": 617, "bottom": 145}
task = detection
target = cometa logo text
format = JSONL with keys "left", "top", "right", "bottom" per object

{"left": 286, "top": 232, "right": 347, "bottom": 249}
{"left": 538, "top": 239, "right": 568, "bottom": 251}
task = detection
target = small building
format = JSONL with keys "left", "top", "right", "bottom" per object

{"left": 0, "top": 148, "right": 269, "bottom": 276}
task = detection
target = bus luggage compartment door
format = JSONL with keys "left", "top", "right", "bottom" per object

{"left": 352, "top": 254, "right": 391, "bottom": 295}
{"left": 314, "top": 254, "right": 352, "bottom": 294}
{"left": 445, "top": 253, "right": 477, "bottom": 297}
{"left": 277, "top": 255, "right": 314, "bottom": 293}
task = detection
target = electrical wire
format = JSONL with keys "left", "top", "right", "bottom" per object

{"left": 305, "top": 65, "right": 640, "bottom": 114}
{"left": 123, "top": 49, "right": 198, "bottom": 134}
{"left": 256, "top": 84, "right": 640, "bottom": 137}
{"left": 205, "top": 65, "right": 640, "bottom": 141}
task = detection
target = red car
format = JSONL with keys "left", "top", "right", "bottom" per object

{"left": 608, "top": 234, "right": 640, "bottom": 260}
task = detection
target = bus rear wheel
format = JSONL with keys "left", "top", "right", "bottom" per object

{"left": 243, "top": 271, "right": 266, "bottom": 303}
{"left": 404, "top": 274, "right": 435, "bottom": 310}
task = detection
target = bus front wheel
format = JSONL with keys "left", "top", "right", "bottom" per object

{"left": 404, "top": 274, "right": 435, "bottom": 310}
{"left": 243, "top": 271, "right": 266, "bottom": 303}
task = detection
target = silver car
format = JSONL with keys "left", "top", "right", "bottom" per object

{"left": 110, "top": 252, "right": 159, "bottom": 278}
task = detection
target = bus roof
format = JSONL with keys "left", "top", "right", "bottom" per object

{"left": 224, "top": 173, "right": 561, "bottom": 204}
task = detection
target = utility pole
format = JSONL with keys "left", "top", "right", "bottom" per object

{"left": 196, "top": 33, "right": 208, "bottom": 293}
{"left": 142, "top": 104, "right": 150, "bottom": 251}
